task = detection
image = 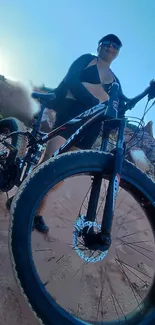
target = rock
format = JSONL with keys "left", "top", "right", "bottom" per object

{"left": 128, "top": 149, "right": 150, "bottom": 172}
{"left": 93, "top": 121, "right": 155, "bottom": 178}
{"left": 144, "top": 121, "right": 153, "bottom": 137}
{"left": 0, "top": 78, "right": 39, "bottom": 126}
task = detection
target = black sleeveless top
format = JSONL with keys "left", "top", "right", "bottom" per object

{"left": 44, "top": 54, "right": 129, "bottom": 110}
{"left": 80, "top": 63, "right": 116, "bottom": 95}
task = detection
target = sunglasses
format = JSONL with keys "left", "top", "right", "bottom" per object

{"left": 101, "top": 40, "right": 121, "bottom": 50}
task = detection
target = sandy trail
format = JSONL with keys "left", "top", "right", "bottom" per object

{"left": 0, "top": 175, "right": 154, "bottom": 324}
{"left": 0, "top": 192, "right": 39, "bottom": 325}
{"left": 32, "top": 176, "right": 155, "bottom": 323}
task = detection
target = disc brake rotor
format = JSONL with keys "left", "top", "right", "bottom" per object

{"left": 73, "top": 215, "right": 108, "bottom": 263}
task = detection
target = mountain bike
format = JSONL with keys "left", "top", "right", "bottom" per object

{"left": 7, "top": 80, "right": 155, "bottom": 325}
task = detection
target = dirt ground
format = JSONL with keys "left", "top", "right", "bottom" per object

{"left": 0, "top": 192, "right": 39, "bottom": 325}
{"left": 32, "top": 176, "right": 155, "bottom": 322}
{"left": 0, "top": 176, "right": 154, "bottom": 324}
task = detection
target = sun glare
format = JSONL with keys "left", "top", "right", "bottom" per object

{"left": 0, "top": 54, "right": 8, "bottom": 76}
{"left": 0, "top": 54, "right": 18, "bottom": 81}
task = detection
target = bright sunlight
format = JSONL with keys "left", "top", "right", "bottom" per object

{"left": 0, "top": 54, "right": 8, "bottom": 76}
{"left": 0, "top": 53, "right": 18, "bottom": 82}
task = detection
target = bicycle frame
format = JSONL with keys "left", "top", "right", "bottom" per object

{"left": 18, "top": 83, "right": 119, "bottom": 178}
{"left": 1, "top": 81, "right": 151, "bottom": 244}
{"left": 2, "top": 79, "right": 152, "bottom": 243}
{"left": 14, "top": 100, "right": 109, "bottom": 182}
{"left": 3, "top": 83, "right": 126, "bottom": 238}
{"left": 1, "top": 101, "right": 107, "bottom": 182}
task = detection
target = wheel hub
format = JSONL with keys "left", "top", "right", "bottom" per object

{"left": 73, "top": 215, "right": 110, "bottom": 263}
{"left": 83, "top": 231, "right": 111, "bottom": 251}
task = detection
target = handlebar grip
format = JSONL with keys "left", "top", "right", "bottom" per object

{"left": 125, "top": 86, "right": 150, "bottom": 112}
{"left": 131, "top": 87, "right": 150, "bottom": 104}
{"left": 118, "top": 86, "right": 150, "bottom": 117}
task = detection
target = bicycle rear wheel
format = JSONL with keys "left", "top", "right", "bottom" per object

{"left": 0, "top": 117, "right": 27, "bottom": 159}
{"left": 0, "top": 117, "right": 28, "bottom": 192}
{"left": 10, "top": 150, "right": 155, "bottom": 325}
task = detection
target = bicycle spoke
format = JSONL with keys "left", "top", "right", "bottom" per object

{"left": 115, "top": 258, "right": 150, "bottom": 285}
{"left": 125, "top": 240, "right": 152, "bottom": 245}
{"left": 115, "top": 253, "right": 142, "bottom": 308}
{"left": 119, "top": 240, "right": 153, "bottom": 261}
{"left": 122, "top": 241, "right": 154, "bottom": 253}
{"left": 96, "top": 266, "right": 107, "bottom": 321}
{"left": 120, "top": 216, "right": 144, "bottom": 225}
{"left": 55, "top": 255, "right": 65, "bottom": 263}
{"left": 116, "top": 208, "right": 135, "bottom": 234}
{"left": 31, "top": 171, "right": 155, "bottom": 323}
{"left": 96, "top": 179, "right": 107, "bottom": 217}
{"left": 72, "top": 251, "right": 96, "bottom": 278}
{"left": 115, "top": 258, "right": 152, "bottom": 279}
{"left": 111, "top": 293, "right": 121, "bottom": 323}
{"left": 117, "top": 229, "right": 150, "bottom": 239}
{"left": 106, "top": 269, "right": 126, "bottom": 319}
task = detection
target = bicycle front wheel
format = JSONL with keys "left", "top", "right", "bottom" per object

{"left": 10, "top": 150, "right": 155, "bottom": 325}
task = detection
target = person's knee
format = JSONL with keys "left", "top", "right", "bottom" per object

{"left": 42, "top": 136, "right": 66, "bottom": 162}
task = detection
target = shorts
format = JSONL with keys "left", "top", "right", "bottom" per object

{"left": 54, "top": 98, "right": 102, "bottom": 149}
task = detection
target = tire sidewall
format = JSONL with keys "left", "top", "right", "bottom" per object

{"left": 10, "top": 151, "right": 155, "bottom": 325}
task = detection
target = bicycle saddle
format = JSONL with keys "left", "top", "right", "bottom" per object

{"left": 31, "top": 91, "right": 56, "bottom": 104}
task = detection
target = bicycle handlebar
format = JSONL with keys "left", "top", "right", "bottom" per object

{"left": 120, "top": 80, "right": 155, "bottom": 115}
{"left": 124, "top": 86, "right": 150, "bottom": 111}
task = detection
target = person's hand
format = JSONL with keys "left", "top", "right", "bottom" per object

{"left": 148, "top": 79, "right": 155, "bottom": 100}
{"left": 118, "top": 98, "right": 137, "bottom": 117}
{"left": 33, "top": 86, "right": 47, "bottom": 93}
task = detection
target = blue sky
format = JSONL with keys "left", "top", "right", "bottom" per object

{"left": 0, "top": 0, "right": 155, "bottom": 129}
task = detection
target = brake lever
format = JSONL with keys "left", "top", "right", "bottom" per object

{"left": 125, "top": 99, "right": 137, "bottom": 111}
{"left": 118, "top": 99, "right": 137, "bottom": 117}
{"left": 148, "top": 79, "right": 155, "bottom": 100}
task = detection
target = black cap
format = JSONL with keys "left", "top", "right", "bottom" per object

{"left": 98, "top": 34, "right": 122, "bottom": 47}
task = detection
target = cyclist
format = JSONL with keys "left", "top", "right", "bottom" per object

{"left": 38, "top": 34, "right": 128, "bottom": 161}
{"left": 6, "top": 34, "right": 138, "bottom": 233}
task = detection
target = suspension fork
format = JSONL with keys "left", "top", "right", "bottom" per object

{"left": 85, "top": 118, "right": 126, "bottom": 235}
{"left": 17, "top": 143, "right": 44, "bottom": 185}
{"left": 101, "top": 118, "right": 126, "bottom": 235}
{"left": 85, "top": 122, "right": 111, "bottom": 223}
{"left": 19, "top": 103, "right": 46, "bottom": 180}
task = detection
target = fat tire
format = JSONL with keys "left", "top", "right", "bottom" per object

{"left": 0, "top": 117, "right": 27, "bottom": 158}
{"left": 9, "top": 150, "right": 155, "bottom": 325}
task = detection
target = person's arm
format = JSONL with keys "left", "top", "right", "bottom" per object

{"left": 33, "top": 84, "right": 54, "bottom": 93}
{"left": 113, "top": 74, "right": 133, "bottom": 116}
{"left": 113, "top": 74, "right": 130, "bottom": 103}
{"left": 65, "top": 54, "right": 100, "bottom": 107}
{"left": 118, "top": 82, "right": 143, "bottom": 115}
{"left": 40, "top": 85, "right": 55, "bottom": 93}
